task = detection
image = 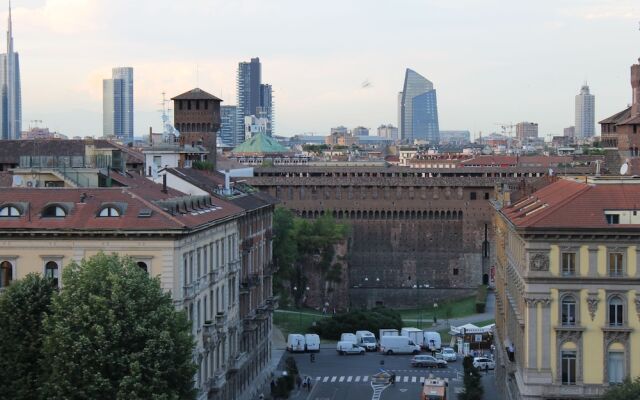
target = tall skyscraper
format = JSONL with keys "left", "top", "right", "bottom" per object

{"left": 220, "top": 105, "right": 238, "bottom": 146}
{"left": 575, "top": 84, "right": 595, "bottom": 139}
{"left": 399, "top": 69, "right": 439, "bottom": 143}
{"left": 0, "top": 3, "right": 21, "bottom": 140}
{"left": 236, "top": 57, "right": 274, "bottom": 142}
{"left": 103, "top": 67, "right": 134, "bottom": 142}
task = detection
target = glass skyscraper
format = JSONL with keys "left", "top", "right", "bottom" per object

{"left": 236, "top": 57, "right": 274, "bottom": 143}
{"left": 399, "top": 68, "right": 439, "bottom": 144}
{"left": 103, "top": 67, "right": 134, "bottom": 142}
{"left": 575, "top": 84, "right": 595, "bottom": 139}
{"left": 220, "top": 105, "right": 238, "bottom": 146}
{"left": 0, "top": 4, "right": 21, "bottom": 140}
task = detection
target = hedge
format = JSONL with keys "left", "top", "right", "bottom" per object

{"left": 310, "top": 308, "right": 402, "bottom": 340}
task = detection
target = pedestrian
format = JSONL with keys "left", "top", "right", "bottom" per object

{"left": 305, "top": 376, "right": 312, "bottom": 392}
{"left": 390, "top": 372, "right": 396, "bottom": 384}
{"left": 270, "top": 379, "right": 276, "bottom": 395}
{"left": 485, "top": 364, "right": 489, "bottom": 374}
{"left": 296, "top": 374, "right": 302, "bottom": 389}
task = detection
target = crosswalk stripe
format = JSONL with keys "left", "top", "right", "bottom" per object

{"left": 339, "top": 376, "right": 345, "bottom": 382}
{"left": 316, "top": 377, "right": 321, "bottom": 381}
{"left": 403, "top": 376, "right": 409, "bottom": 383}
{"left": 355, "top": 376, "right": 361, "bottom": 382}
{"left": 347, "top": 376, "right": 353, "bottom": 382}
{"left": 412, "top": 376, "right": 417, "bottom": 383}
{"left": 363, "top": 375, "right": 369, "bottom": 382}
{"left": 331, "top": 376, "right": 337, "bottom": 382}
{"left": 323, "top": 376, "right": 329, "bottom": 382}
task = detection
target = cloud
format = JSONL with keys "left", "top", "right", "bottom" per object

{"left": 13, "top": 0, "right": 105, "bottom": 35}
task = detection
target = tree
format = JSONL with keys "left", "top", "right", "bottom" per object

{"left": 0, "top": 273, "right": 55, "bottom": 400}
{"left": 603, "top": 377, "right": 640, "bottom": 400}
{"left": 40, "top": 253, "right": 196, "bottom": 400}
{"left": 459, "top": 355, "right": 483, "bottom": 400}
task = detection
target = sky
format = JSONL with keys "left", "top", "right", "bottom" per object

{"left": 8, "top": 0, "right": 640, "bottom": 140}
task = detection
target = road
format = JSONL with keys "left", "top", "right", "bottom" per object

{"left": 283, "top": 345, "right": 502, "bottom": 400}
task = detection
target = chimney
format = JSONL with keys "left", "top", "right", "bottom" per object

{"left": 631, "top": 59, "right": 640, "bottom": 117}
{"left": 162, "top": 174, "right": 168, "bottom": 193}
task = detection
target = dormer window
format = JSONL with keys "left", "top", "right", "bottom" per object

{"left": 98, "top": 207, "right": 121, "bottom": 217}
{"left": 42, "top": 205, "right": 67, "bottom": 218}
{"left": 0, "top": 205, "right": 21, "bottom": 217}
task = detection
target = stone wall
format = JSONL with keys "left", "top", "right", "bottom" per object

{"left": 349, "top": 287, "right": 476, "bottom": 310}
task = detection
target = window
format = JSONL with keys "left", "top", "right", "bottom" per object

{"left": 98, "top": 207, "right": 120, "bottom": 217}
{"left": 0, "top": 205, "right": 21, "bottom": 217}
{"left": 606, "top": 214, "right": 620, "bottom": 224}
{"left": 609, "top": 253, "right": 624, "bottom": 276}
{"left": 44, "top": 261, "right": 59, "bottom": 287}
{"left": 470, "top": 192, "right": 477, "bottom": 200}
{"left": 561, "top": 296, "right": 576, "bottom": 326}
{"left": 0, "top": 261, "right": 13, "bottom": 287}
{"left": 561, "top": 253, "right": 576, "bottom": 276}
{"left": 608, "top": 351, "right": 624, "bottom": 384}
{"left": 42, "top": 205, "right": 67, "bottom": 218}
{"left": 608, "top": 296, "right": 624, "bottom": 326}
{"left": 453, "top": 268, "right": 459, "bottom": 276}
{"left": 484, "top": 192, "right": 490, "bottom": 200}
{"left": 137, "top": 261, "right": 148, "bottom": 273}
{"left": 561, "top": 351, "right": 577, "bottom": 385}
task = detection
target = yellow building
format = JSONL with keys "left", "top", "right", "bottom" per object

{"left": 493, "top": 178, "right": 640, "bottom": 399}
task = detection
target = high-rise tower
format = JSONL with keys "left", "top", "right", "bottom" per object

{"left": 0, "top": 2, "right": 21, "bottom": 140}
{"left": 399, "top": 69, "right": 439, "bottom": 144}
{"left": 103, "top": 67, "right": 134, "bottom": 142}
{"left": 575, "top": 84, "right": 595, "bottom": 139}
{"left": 236, "top": 57, "right": 274, "bottom": 143}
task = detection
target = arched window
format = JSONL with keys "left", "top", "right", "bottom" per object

{"left": 0, "top": 205, "right": 21, "bottom": 217}
{"left": 0, "top": 261, "right": 12, "bottom": 287}
{"left": 561, "top": 296, "right": 576, "bottom": 326}
{"left": 44, "top": 261, "right": 59, "bottom": 287}
{"left": 608, "top": 296, "right": 624, "bottom": 326}
{"left": 98, "top": 207, "right": 120, "bottom": 217}
{"left": 137, "top": 261, "right": 148, "bottom": 274}
{"left": 42, "top": 205, "right": 67, "bottom": 218}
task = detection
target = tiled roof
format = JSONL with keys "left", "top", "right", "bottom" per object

{"left": 618, "top": 114, "right": 640, "bottom": 125}
{"left": 171, "top": 88, "right": 222, "bottom": 101}
{"left": 0, "top": 185, "right": 244, "bottom": 232}
{"left": 599, "top": 107, "right": 631, "bottom": 124}
{"left": 460, "top": 155, "right": 572, "bottom": 167}
{"left": 501, "top": 179, "right": 640, "bottom": 229}
{"left": 231, "top": 133, "right": 290, "bottom": 155}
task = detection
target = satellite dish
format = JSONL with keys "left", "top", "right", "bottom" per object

{"left": 620, "top": 163, "right": 629, "bottom": 176}
{"left": 12, "top": 175, "right": 23, "bottom": 187}
{"left": 548, "top": 168, "right": 554, "bottom": 176}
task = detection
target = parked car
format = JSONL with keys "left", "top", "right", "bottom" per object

{"left": 411, "top": 355, "right": 447, "bottom": 368}
{"left": 304, "top": 334, "right": 320, "bottom": 352}
{"left": 473, "top": 357, "right": 495, "bottom": 370}
{"left": 287, "top": 334, "right": 306, "bottom": 352}
{"left": 336, "top": 341, "right": 365, "bottom": 355}
{"left": 439, "top": 347, "right": 457, "bottom": 361}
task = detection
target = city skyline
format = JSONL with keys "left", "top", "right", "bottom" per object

{"left": 6, "top": 0, "right": 640, "bottom": 139}
{"left": 0, "top": 1, "right": 20, "bottom": 140}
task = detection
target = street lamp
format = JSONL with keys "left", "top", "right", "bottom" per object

{"left": 433, "top": 302, "right": 439, "bottom": 325}
{"left": 293, "top": 285, "right": 310, "bottom": 331}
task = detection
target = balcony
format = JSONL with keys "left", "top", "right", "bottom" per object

{"left": 266, "top": 295, "right": 279, "bottom": 311}
{"left": 243, "top": 316, "right": 258, "bottom": 331}
{"left": 215, "top": 312, "right": 227, "bottom": 332}
{"left": 208, "top": 270, "right": 219, "bottom": 285}
{"left": 240, "top": 273, "right": 261, "bottom": 290}
{"left": 228, "top": 352, "right": 248, "bottom": 373}
{"left": 206, "top": 370, "right": 226, "bottom": 393}
{"left": 202, "top": 321, "right": 218, "bottom": 347}
{"left": 183, "top": 284, "right": 195, "bottom": 300}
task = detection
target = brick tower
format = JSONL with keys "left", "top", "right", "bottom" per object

{"left": 171, "top": 88, "right": 222, "bottom": 167}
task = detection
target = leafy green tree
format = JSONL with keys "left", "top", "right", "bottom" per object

{"left": 40, "top": 253, "right": 196, "bottom": 400}
{"left": 603, "top": 377, "right": 640, "bottom": 400}
{"left": 0, "top": 273, "right": 55, "bottom": 400}
{"left": 459, "top": 355, "right": 483, "bottom": 400}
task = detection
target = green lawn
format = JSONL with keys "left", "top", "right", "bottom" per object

{"left": 273, "top": 310, "right": 330, "bottom": 338}
{"left": 398, "top": 295, "right": 477, "bottom": 321}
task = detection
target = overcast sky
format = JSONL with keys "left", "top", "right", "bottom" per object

{"left": 10, "top": 0, "right": 640, "bottom": 139}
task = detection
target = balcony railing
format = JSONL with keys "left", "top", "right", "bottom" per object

{"left": 183, "top": 284, "right": 195, "bottom": 300}
{"left": 228, "top": 352, "right": 248, "bottom": 373}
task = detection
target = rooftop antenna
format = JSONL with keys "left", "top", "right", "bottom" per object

{"left": 158, "top": 92, "right": 176, "bottom": 140}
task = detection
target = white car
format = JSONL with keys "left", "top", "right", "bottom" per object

{"left": 439, "top": 347, "right": 457, "bottom": 362}
{"left": 473, "top": 356, "right": 495, "bottom": 370}
{"left": 336, "top": 341, "right": 365, "bottom": 355}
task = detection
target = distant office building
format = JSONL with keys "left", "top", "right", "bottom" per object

{"left": 220, "top": 105, "right": 238, "bottom": 146}
{"left": 331, "top": 126, "right": 349, "bottom": 135}
{"left": 439, "top": 130, "right": 471, "bottom": 145}
{"left": 352, "top": 126, "right": 369, "bottom": 136}
{"left": 0, "top": 3, "right": 21, "bottom": 140}
{"left": 397, "top": 92, "right": 403, "bottom": 139}
{"left": 103, "top": 67, "right": 134, "bottom": 142}
{"left": 377, "top": 124, "right": 398, "bottom": 140}
{"left": 399, "top": 69, "right": 439, "bottom": 143}
{"left": 244, "top": 115, "right": 269, "bottom": 141}
{"left": 515, "top": 122, "right": 538, "bottom": 141}
{"left": 575, "top": 84, "right": 595, "bottom": 138}
{"left": 564, "top": 126, "right": 575, "bottom": 137}
{"left": 236, "top": 57, "right": 274, "bottom": 138}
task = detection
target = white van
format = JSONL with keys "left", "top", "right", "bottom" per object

{"left": 304, "top": 334, "right": 320, "bottom": 352}
{"left": 336, "top": 341, "right": 365, "bottom": 355}
{"left": 340, "top": 333, "right": 357, "bottom": 344}
{"left": 379, "top": 328, "right": 399, "bottom": 339}
{"left": 423, "top": 331, "right": 442, "bottom": 351}
{"left": 287, "top": 334, "right": 306, "bottom": 352}
{"left": 379, "top": 335, "right": 421, "bottom": 355}
{"left": 355, "top": 330, "right": 377, "bottom": 351}
{"left": 401, "top": 327, "right": 424, "bottom": 348}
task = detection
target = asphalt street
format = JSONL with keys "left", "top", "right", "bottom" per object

{"left": 283, "top": 345, "right": 501, "bottom": 400}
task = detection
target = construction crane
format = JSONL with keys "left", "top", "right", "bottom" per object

{"left": 494, "top": 123, "right": 515, "bottom": 154}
